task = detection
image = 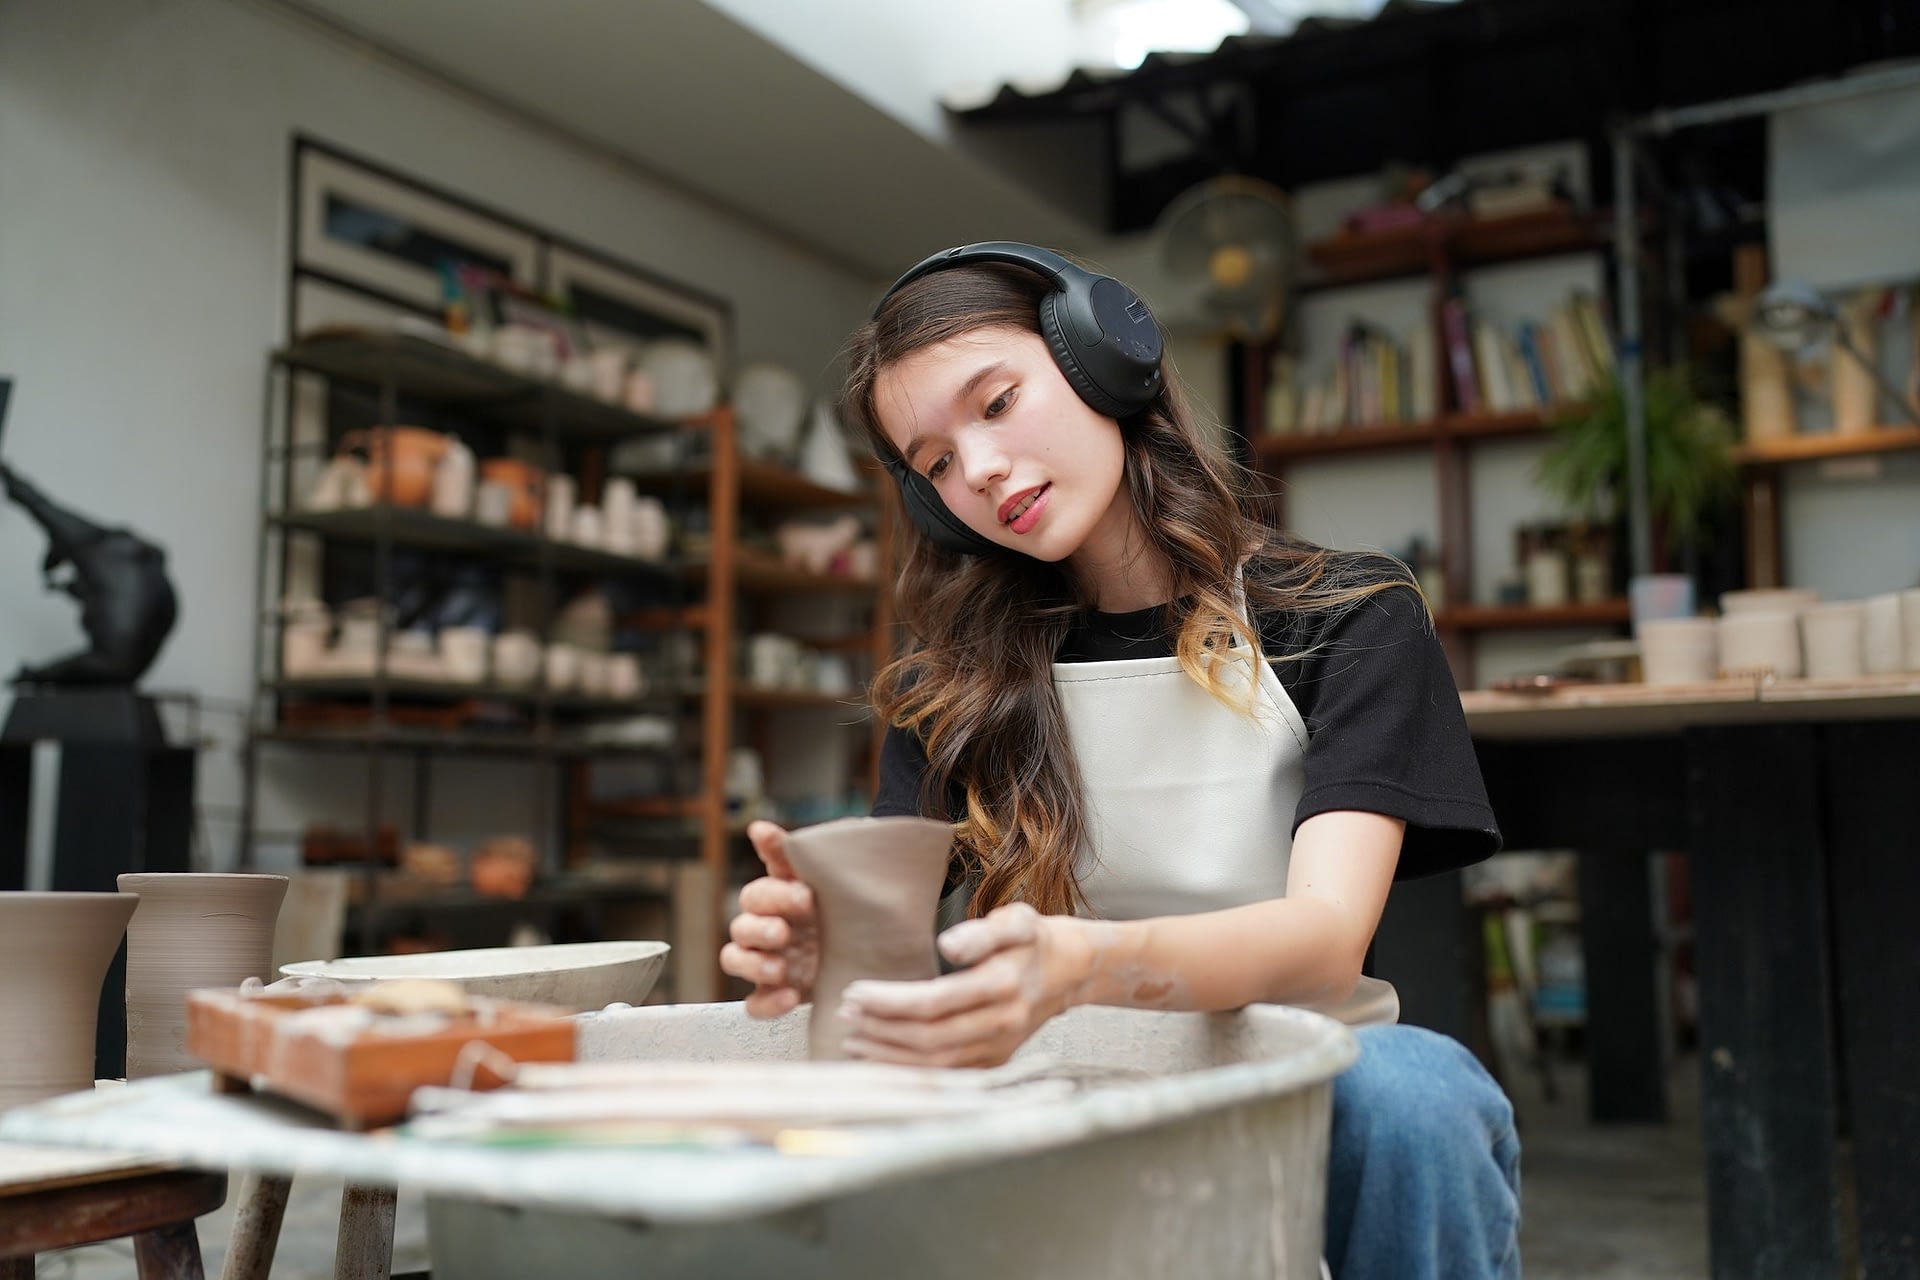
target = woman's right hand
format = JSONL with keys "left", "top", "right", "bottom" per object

{"left": 720, "top": 819, "right": 819, "bottom": 1018}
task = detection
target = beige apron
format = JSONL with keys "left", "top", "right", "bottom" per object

{"left": 1054, "top": 646, "right": 1398, "bottom": 1027}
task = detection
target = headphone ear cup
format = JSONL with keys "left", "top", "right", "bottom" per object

{"left": 1039, "top": 293, "right": 1131, "bottom": 420}
{"left": 891, "top": 461, "right": 1000, "bottom": 556}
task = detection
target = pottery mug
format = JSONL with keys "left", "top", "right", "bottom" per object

{"left": 1801, "top": 602, "right": 1864, "bottom": 680}
{"left": 338, "top": 426, "right": 448, "bottom": 509}
{"left": 1717, "top": 610, "right": 1802, "bottom": 678}
{"left": 545, "top": 474, "right": 576, "bottom": 542}
{"left": 1638, "top": 617, "right": 1718, "bottom": 686}
{"left": 1862, "top": 592, "right": 1905, "bottom": 675}
{"left": 440, "top": 625, "right": 490, "bottom": 684}
{"left": 492, "top": 630, "right": 540, "bottom": 687}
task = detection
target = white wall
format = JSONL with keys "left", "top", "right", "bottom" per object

{"left": 0, "top": 0, "right": 875, "bottom": 869}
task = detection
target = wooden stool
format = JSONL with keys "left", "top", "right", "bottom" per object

{"left": 0, "top": 1150, "right": 226, "bottom": 1280}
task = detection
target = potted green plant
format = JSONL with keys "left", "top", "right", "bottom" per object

{"left": 1535, "top": 366, "right": 1739, "bottom": 572}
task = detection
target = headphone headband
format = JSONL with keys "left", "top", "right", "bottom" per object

{"left": 874, "top": 242, "right": 1083, "bottom": 319}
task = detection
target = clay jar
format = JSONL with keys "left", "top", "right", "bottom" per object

{"left": 780, "top": 815, "right": 954, "bottom": 1061}
{"left": 338, "top": 426, "right": 449, "bottom": 508}
{"left": 0, "top": 892, "right": 139, "bottom": 1108}
{"left": 478, "top": 457, "right": 546, "bottom": 531}
{"left": 118, "top": 873, "right": 289, "bottom": 1079}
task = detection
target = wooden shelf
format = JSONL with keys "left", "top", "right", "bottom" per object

{"left": 1733, "top": 426, "right": 1920, "bottom": 466}
{"left": 1303, "top": 205, "right": 1604, "bottom": 291}
{"left": 1254, "top": 409, "right": 1551, "bottom": 462}
{"left": 1437, "top": 599, "right": 1631, "bottom": 631}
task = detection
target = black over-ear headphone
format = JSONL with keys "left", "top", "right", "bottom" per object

{"left": 871, "top": 242, "right": 1166, "bottom": 555}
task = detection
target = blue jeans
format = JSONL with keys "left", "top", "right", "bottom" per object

{"left": 1324, "top": 1025, "right": 1522, "bottom": 1280}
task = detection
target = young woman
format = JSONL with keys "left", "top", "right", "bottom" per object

{"left": 720, "top": 244, "right": 1520, "bottom": 1279}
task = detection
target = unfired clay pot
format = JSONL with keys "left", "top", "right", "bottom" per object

{"left": 0, "top": 892, "right": 140, "bottom": 1108}
{"left": 780, "top": 816, "right": 954, "bottom": 1061}
{"left": 119, "top": 872, "right": 289, "bottom": 1078}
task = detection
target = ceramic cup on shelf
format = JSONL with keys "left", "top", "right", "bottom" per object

{"left": 577, "top": 651, "right": 612, "bottom": 698}
{"left": 492, "top": 630, "right": 540, "bottom": 687}
{"left": 588, "top": 349, "right": 630, "bottom": 403}
{"left": 570, "top": 504, "right": 605, "bottom": 550}
{"left": 545, "top": 474, "right": 576, "bottom": 542}
{"left": 1862, "top": 592, "right": 1905, "bottom": 675}
{"left": 606, "top": 653, "right": 644, "bottom": 700}
{"left": 1717, "top": 610, "right": 1802, "bottom": 679}
{"left": 281, "top": 599, "right": 332, "bottom": 678}
{"left": 474, "top": 480, "right": 514, "bottom": 529}
{"left": 545, "top": 642, "right": 581, "bottom": 693}
{"left": 1638, "top": 618, "right": 1719, "bottom": 686}
{"left": 1901, "top": 589, "right": 1920, "bottom": 672}
{"left": 1800, "top": 602, "right": 1865, "bottom": 681}
{"left": 630, "top": 498, "right": 670, "bottom": 561}
{"left": 440, "top": 625, "right": 490, "bottom": 685}
{"left": 431, "top": 440, "right": 476, "bottom": 520}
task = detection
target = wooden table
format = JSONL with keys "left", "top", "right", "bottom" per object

{"left": 0, "top": 1144, "right": 223, "bottom": 1278}
{"left": 1458, "top": 674, "right": 1920, "bottom": 1280}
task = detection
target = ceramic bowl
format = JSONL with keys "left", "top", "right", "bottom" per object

{"left": 281, "top": 940, "right": 670, "bottom": 1012}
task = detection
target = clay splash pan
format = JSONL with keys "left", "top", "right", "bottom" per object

{"left": 186, "top": 983, "right": 575, "bottom": 1130}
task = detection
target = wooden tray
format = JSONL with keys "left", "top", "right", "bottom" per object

{"left": 186, "top": 988, "right": 575, "bottom": 1129}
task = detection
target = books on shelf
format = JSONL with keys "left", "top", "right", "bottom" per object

{"left": 1263, "top": 289, "right": 1616, "bottom": 436}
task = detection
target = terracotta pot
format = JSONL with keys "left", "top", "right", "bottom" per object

{"left": 0, "top": 892, "right": 139, "bottom": 1107}
{"left": 781, "top": 816, "right": 953, "bottom": 1061}
{"left": 118, "top": 873, "right": 289, "bottom": 1079}
{"left": 339, "top": 426, "right": 450, "bottom": 508}
{"left": 478, "top": 457, "right": 546, "bottom": 531}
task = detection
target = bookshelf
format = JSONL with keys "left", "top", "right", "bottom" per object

{"left": 1248, "top": 202, "right": 1629, "bottom": 686}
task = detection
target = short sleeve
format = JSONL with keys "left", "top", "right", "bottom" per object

{"left": 1273, "top": 580, "right": 1501, "bottom": 880}
{"left": 872, "top": 722, "right": 950, "bottom": 819}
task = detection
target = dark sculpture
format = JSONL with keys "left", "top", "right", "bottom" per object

{"left": 1, "top": 384, "right": 179, "bottom": 686}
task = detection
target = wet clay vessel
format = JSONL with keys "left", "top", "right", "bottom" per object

{"left": 119, "top": 872, "right": 289, "bottom": 1078}
{"left": 780, "top": 815, "right": 954, "bottom": 1060}
{"left": 0, "top": 892, "right": 140, "bottom": 1107}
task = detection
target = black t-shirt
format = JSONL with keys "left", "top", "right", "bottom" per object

{"left": 872, "top": 576, "right": 1501, "bottom": 885}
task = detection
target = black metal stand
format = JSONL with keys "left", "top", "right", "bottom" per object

{"left": 0, "top": 688, "right": 195, "bottom": 1080}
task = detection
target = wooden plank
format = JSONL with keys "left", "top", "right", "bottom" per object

{"left": 1821, "top": 721, "right": 1920, "bottom": 1276}
{"left": 0, "top": 1169, "right": 226, "bottom": 1258}
{"left": 1733, "top": 425, "right": 1920, "bottom": 465}
{"left": 1439, "top": 599, "right": 1631, "bottom": 630}
{"left": 1685, "top": 724, "right": 1842, "bottom": 1279}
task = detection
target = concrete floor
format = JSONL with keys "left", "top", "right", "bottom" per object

{"left": 37, "top": 1051, "right": 1707, "bottom": 1279}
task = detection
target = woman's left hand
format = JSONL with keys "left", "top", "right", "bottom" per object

{"left": 835, "top": 904, "right": 1095, "bottom": 1068}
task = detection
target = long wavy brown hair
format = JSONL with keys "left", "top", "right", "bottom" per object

{"left": 843, "top": 260, "right": 1415, "bottom": 918}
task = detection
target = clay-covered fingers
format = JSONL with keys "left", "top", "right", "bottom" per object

{"left": 745, "top": 818, "right": 797, "bottom": 879}
{"left": 840, "top": 1004, "right": 1024, "bottom": 1068}
{"left": 935, "top": 902, "right": 1041, "bottom": 967}
{"left": 736, "top": 875, "right": 814, "bottom": 922}
{"left": 840, "top": 962, "right": 1017, "bottom": 1023}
